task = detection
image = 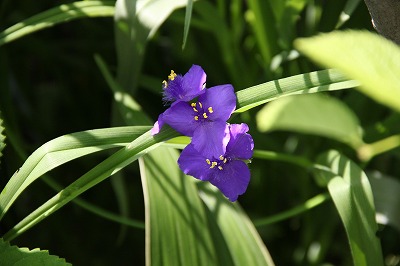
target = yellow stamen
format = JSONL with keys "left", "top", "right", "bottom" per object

{"left": 191, "top": 103, "right": 196, "bottom": 107}
{"left": 223, "top": 158, "right": 227, "bottom": 163}
{"left": 206, "top": 159, "right": 211, "bottom": 165}
{"left": 162, "top": 80, "right": 168, "bottom": 87}
{"left": 210, "top": 162, "right": 217, "bottom": 169}
{"left": 208, "top": 107, "right": 214, "bottom": 113}
{"left": 198, "top": 102, "right": 203, "bottom": 108}
{"left": 168, "top": 70, "right": 177, "bottom": 80}
{"left": 203, "top": 113, "right": 208, "bottom": 119}
{"left": 219, "top": 155, "right": 224, "bottom": 160}
{"left": 218, "top": 166, "right": 223, "bottom": 170}
{"left": 194, "top": 116, "right": 199, "bottom": 121}
{"left": 192, "top": 107, "right": 198, "bottom": 112}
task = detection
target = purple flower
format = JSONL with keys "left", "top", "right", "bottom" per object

{"left": 178, "top": 123, "right": 254, "bottom": 201}
{"left": 161, "top": 84, "right": 236, "bottom": 157}
{"left": 162, "top": 64, "right": 207, "bottom": 103}
{"left": 152, "top": 65, "right": 206, "bottom": 135}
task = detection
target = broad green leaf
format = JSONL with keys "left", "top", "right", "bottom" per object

{"left": 313, "top": 150, "right": 383, "bottom": 266}
{"left": 256, "top": 93, "right": 364, "bottom": 149}
{"left": 0, "top": 1, "right": 115, "bottom": 46}
{"left": 198, "top": 183, "right": 275, "bottom": 266}
{"left": 0, "top": 238, "right": 71, "bottom": 266}
{"left": 3, "top": 127, "right": 179, "bottom": 240}
{"left": 295, "top": 30, "right": 400, "bottom": 112}
{"left": 0, "top": 126, "right": 150, "bottom": 221}
{"left": 234, "top": 69, "right": 359, "bottom": 113}
{"left": 368, "top": 171, "right": 400, "bottom": 232}
{"left": 140, "top": 147, "right": 218, "bottom": 266}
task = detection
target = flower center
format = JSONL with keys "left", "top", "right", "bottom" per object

{"left": 206, "top": 155, "right": 228, "bottom": 170}
{"left": 191, "top": 102, "right": 214, "bottom": 121}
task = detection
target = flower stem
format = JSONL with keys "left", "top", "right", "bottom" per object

{"left": 358, "top": 134, "right": 400, "bottom": 162}
{"left": 253, "top": 150, "right": 314, "bottom": 169}
{"left": 253, "top": 192, "right": 331, "bottom": 227}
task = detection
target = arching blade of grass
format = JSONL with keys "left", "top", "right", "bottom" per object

{"left": 295, "top": 30, "right": 400, "bottom": 112}
{"left": 0, "top": 1, "right": 115, "bottom": 46}
{"left": 336, "top": 0, "right": 362, "bottom": 28}
{"left": 313, "top": 150, "right": 383, "bottom": 266}
{"left": 3, "top": 127, "right": 179, "bottom": 240}
{"left": 182, "top": 0, "right": 194, "bottom": 49}
{"left": 0, "top": 126, "right": 151, "bottom": 221}
{"left": 140, "top": 147, "right": 219, "bottom": 266}
{"left": 235, "top": 69, "right": 359, "bottom": 113}
{"left": 198, "top": 182, "right": 276, "bottom": 266}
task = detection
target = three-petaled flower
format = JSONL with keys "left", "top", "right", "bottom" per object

{"left": 152, "top": 65, "right": 253, "bottom": 201}
{"left": 178, "top": 123, "right": 254, "bottom": 202}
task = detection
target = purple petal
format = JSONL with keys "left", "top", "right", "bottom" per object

{"left": 178, "top": 144, "right": 211, "bottom": 181}
{"left": 192, "top": 122, "right": 230, "bottom": 158}
{"left": 162, "top": 102, "right": 198, "bottom": 136}
{"left": 151, "top": 113, "right": 164, "bottom": 135}
{"left": 162, "top": 65, "right": 206, "bottom": 103}
{"left": 226, "top": 123, "right": 254, "bottom": 159}
{"left": 181, "top": 65, "right": 207, "bottom": 101}
{"left": 209, "top": 160, "right": 250, "bottom": 202}
{"left": 198, "top": 84, "right": 236, "bottom": 122}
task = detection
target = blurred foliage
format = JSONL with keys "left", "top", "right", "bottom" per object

{"left": 0, "top": 0, "right": 399, "bottom": 265}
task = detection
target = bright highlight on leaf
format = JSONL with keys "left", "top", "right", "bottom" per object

{"left": 256, "top": 94, "right": 364, "bottom": 149}
{"left": 295, "top": 30, "right": 400, "bottom": 112}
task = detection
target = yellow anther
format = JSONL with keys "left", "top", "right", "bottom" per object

{"left": 218, "top": 166, "right": 223, "bottom": 170}
{"left": 208, "top": 107, "right": 214, "bottom": 113}
{"left": 191, "top": 103, "right": 196, "bottom": 107}
{"left": 210, "top": 162, "right": 217, "bottom": 169}
{"left": 192, "top": 107, "right": 198, "bottom": 112}
{"left": 194, "top": 116, "right": 199, "bottom": 121}
{"left": 206, "top": 159, "right": 211, "bottom": 165}
{"left": 223, "top": 158, "right": 227, "bottom": 163}
{"left": 198, "top": 102, "right": 203, "bottom": 108}
{"left": 162, "top": 80, "right": 168, "bottom": 87}
{"left": 203, "top": 113, "right": 208, "bottom": 119}
{"left": 168, "top": 70, "right": 177, "bottom": 80}
{"left": 219, "top": 155, "right": 224, "bottom": 160}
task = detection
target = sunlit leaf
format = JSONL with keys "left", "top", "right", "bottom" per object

{"left": 256, "top": 93, "right": 364, "bottom": 149}
{"left": 0, "top": 1, "right": 115, "bottom": 46}
{"left": 198, "top": 183, "right": 275, "bottom": 266}
{"left": 313, "top": 150, "right": 383, "bottom": 266}
{"left": 0, "top": 114, "right": 5, "bottom": 163}
{"left": 295, "top": 30, "right": 400, "bottom": 112}
{"left": 140, "top": 147, "right": 219, "bottom": 265}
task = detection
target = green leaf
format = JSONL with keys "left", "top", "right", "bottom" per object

{"left": 198, "top": 183, "right": 275, "bottom": 266}
{"left": 0, "top": 238, "right": 71, "bottom": 266}
{"left": 182, "top": 0, "right": 194, "bottom": 49}
{"left": 114, "top": 0, "right": 188, "bottom": 92}
{"left": 0, "top": 126, "right": 150, "bottom": 221}
{"left": 234, "top": 69, "right": 359, "bottom": 113}
{"left": 0, "top": 1, "right": 115, "bottom": 47}
{"left": 140, "top": 147, "right": 219, "bottom": 265}
{"left": 368, "top": 171, "right": 400, "bottom": 232}
{"left": 335, "top": 0, "right": 362, "bottom": 28}
{"left": 295, "top": 30, "right": 400, "bottom": 112}
{"left": 256, "top": 93, "right": 364, "bottom": 149}
{"left": 3, "top": 127, "right": 179, "bottom": 240}
{"left": 313, "top": 150, "right": 383, "bottom": 266}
